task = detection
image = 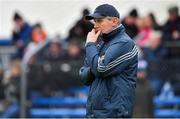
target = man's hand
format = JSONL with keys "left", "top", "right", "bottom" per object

{"left": 86, "top": 29, "right": 101, "bottom": 43}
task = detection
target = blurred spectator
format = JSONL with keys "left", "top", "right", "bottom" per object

{"left": 32, "top": 23, "right": 47, "bottom": 44}
{"left": 136, "top": 16, "right": 167, "bottom": 95}
{"left": 133, "top": 60, "right": 154, "bottom": 117}
{"left": 65, "top": 40, "right": 83, "bottom": 60}
{"left": 12, "top": 12, "right": 33, "bottom": 59}
{"left": 44, "top": 39, "right": 64, "bottom": 62}
{"left": 142, "top": 32, "right": 167, "bottom": 61}
{"left": 0, "top": 70, "right": 7, "bottom": 113}
{"left": 162, "top": 6, "right": 180, "bottom": 41}
{"left": 24, "top": 23, "right": 47, "bottom": 64}
{"left": 162, "top": 6, "right": 180, "bottom": 58}
{"left": 67, "top": 8, "right": 94, "bottom": 46}
{"left": 122, "top": 8, "right": 139, "bottom": 39}
{"left": 27, "top": 58, "right": 45, "bottom": 97}
{"left": 135, "top": 16, "right": 152, "bottom": 47}
{"left": 3, "top": 60, "right": 21, "bottom": 102}
{"left": 0, "top": 69, "right": 5, "bottom": 100}
{"left": 142, "top": 35, "right": 167, "bottom": 95}
{"left": 32, "top": 40, "right": 84, "bottom": 96}
{"left": 148, "top": 13, "right": 162, "bottom": 31}
{"left": 46, "top": 40, "right": 84, "bottom": 94}
{"left": 135, "top": 15, "right": 163, "bottom": 96}
{"left": 135, "top": 16, "right": 162, "bottom": 48}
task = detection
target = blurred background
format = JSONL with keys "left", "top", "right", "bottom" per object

{"left": 0, "top": 0, "right": 180, "bottom": 118}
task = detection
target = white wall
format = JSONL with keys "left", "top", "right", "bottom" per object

{"left": 0, "top": 0, "right": 179, "bottom": 38}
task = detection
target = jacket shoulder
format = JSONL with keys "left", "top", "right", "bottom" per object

{"left": 110, "top": 32, "right": 135, "bottom": 48}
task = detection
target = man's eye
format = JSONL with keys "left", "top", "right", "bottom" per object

{"left": 94, "top": 19, "right": 103, "bottom": 23}
{"left": 97, "top": 19, "right": 102, "bottom": 22}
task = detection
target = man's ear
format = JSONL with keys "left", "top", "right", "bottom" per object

{"left": 112, "top": 18, "right": 119, "bottom": 27}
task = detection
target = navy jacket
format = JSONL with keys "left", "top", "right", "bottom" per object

{"left": 79, "top": 25, "right": 138, "bottom": 118}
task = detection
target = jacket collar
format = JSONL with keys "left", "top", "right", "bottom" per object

{"left": 101, "top": 24, "right": 125, "bottom": 42}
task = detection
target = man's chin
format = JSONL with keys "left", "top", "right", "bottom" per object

{"left": 101, "top": 31, "right": 109, "bottom": 35}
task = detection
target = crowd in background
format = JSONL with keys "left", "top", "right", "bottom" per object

{"left": 0, "top": 5, "right": 179, "bottom": 117}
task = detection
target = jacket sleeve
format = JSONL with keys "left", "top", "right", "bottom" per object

{"left": 85, "top": 41, "right": 138, "bottom": 78}
{"left": 79, "top": 57, "right": 95, "bottom": 85}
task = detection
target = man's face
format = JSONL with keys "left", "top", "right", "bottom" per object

{"left": 15, "top": 19, "right": 24, "bottom": 29}
{"left": 93, "top": 17, "right": 117, "bottom": 34}
{"left": 169, "top": 12, "right": 178, "bottom": 21}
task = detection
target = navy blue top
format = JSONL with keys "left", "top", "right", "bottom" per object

{"left": 79, "top": 25, "right": 138, "bottom": 118}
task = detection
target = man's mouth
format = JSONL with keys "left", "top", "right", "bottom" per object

{"left": 94, "top": 28, "right": 101, "bottom": 33}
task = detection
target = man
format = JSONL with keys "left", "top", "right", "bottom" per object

{"left": 12, "top": 12, "right": 32, "bottom": 59}
{"left": 162, "top": 6, "right": 180, "bottom": 58}
{"left": 79, "top": 4, "right": 138, "bottom": 118}
{"left": 122, "top": 8, "right": 139, "bottom": 39}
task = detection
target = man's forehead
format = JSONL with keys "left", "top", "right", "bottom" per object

{"left": 93, "top": 17, "right": 118, "bottom": 22}
{"left": 93, "top": 18, "right": 105, "bottom": 23}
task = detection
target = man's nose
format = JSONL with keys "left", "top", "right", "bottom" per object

{"left": 94, "top": 23, "right": 99, "bottom": 29}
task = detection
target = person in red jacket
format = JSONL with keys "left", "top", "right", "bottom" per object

{"left": 32, "top": 23, "right": 47, "bottom": 44}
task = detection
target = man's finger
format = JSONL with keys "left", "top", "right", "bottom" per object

{"left": 91, "top": 29, "right": 95, "bottom": 33}
{"left": 96, "top": 30, "right": 101, "bottom": 36}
